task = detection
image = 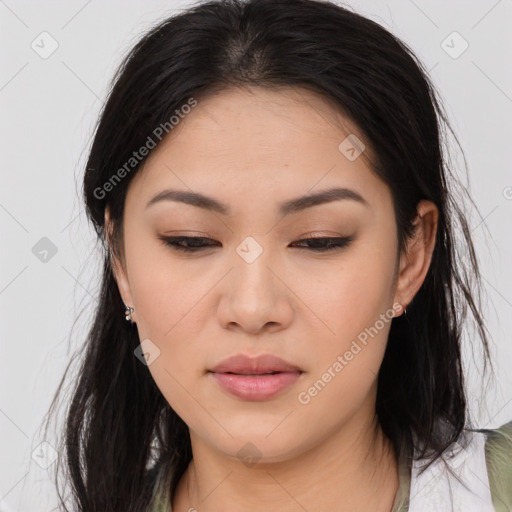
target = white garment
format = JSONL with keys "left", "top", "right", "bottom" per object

{"left": 409, "top": 429, "right": 495, "bottom": 512}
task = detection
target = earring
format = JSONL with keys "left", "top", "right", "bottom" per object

{"left": 124, "top": 304, "right": 134, "bottom": 322}
{"left": 403, "top": 304, "right": 408, "bottom": 316}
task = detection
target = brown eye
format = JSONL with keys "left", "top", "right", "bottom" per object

{"left": 290, "top": 236, "right": 354, "bottom": 252}
{"left": 158, "top": 236, "right": 220, "bottom": 253}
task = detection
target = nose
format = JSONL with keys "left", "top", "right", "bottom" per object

{"left": 216, "top": 242, "right": 294, "bottom": 335}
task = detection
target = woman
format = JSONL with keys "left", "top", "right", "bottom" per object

{"left": 43, "top": 0, "right": 512, "bottom": 510}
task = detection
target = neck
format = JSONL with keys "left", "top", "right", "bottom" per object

{"left": 172, "top": 413, "right": 399, "bottom": 512}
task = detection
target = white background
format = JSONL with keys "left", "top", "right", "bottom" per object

{"left": 1, "top": 0, "right": 511, "bottom": 510}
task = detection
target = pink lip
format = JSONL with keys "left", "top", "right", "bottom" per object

{"left": 210, "top": 372, "right": 302, "bottom": 400}
{"left": 210, "top": 353, "right": 302, "bottom": 374}
{"left": 208, "top": 353, "right": 303, "bottom": 400}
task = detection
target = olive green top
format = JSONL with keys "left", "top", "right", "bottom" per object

{"left": 148, "top": 420, "right": 512, "bottom": 511}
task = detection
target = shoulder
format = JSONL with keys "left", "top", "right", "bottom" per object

{"left": 476, "top": 419, "right": 512, "bottom": 512}
{"left": 408, "top": 420, "right": 512, "bottom": 512}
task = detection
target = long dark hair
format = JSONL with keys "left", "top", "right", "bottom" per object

{"left": 41, "top": 0, "right": 493, "bottom": 510}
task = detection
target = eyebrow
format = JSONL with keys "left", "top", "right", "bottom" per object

{"left": 145, "top": 186, "right": 369, "bottom": 216}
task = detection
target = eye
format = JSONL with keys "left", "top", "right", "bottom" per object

{"left": 158, "top": 236, "right": 220, "bottom": 253}
{"left": 158, "top": 235, "right": 354, "bottom": 253}
{"left": 290, "top": 236, "right": 354, "bottom": 252}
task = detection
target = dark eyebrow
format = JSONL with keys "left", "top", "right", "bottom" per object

{"left": 145, "top": 187, "right": 369, "bottom": 216}
{"left": 279, "top": 187, "right": 369, "bottom": 215}
{"left": 146, "top": 189, "right": 230, "bottom": 215}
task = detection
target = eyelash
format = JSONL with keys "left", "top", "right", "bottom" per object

{"left": 158, "top": 236, "right": 354, "bottom": 253}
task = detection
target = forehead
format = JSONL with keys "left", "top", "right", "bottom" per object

{"left": 126, "top": 86, "right": 389, "bottom": 217}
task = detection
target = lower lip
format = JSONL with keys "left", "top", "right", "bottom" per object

{"left": 210, "top": 371, "right": 302, "bottom": 400}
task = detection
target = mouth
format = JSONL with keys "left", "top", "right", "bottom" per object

{"left": 208, "top": 353, "right": 304, "bottom": 400}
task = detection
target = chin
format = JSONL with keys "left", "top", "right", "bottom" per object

{"left": 205, "top": 428, "right": 311, "bottom": 466}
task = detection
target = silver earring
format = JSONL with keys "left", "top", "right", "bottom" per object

{"left": 403, "top": 305, "right": 408, "bottom": 316}
{"left": 124, "top": 304, "right": 134, "bottom": 322}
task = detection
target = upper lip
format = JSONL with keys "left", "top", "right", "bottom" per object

{"left": 209, "top": 354, "right": 303, "bottom": 374}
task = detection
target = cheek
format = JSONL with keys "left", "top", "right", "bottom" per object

{"left": 125, "top": 232, "right": 205, "bottom": 337}
{"left": 297, "top": 235, "right": 397, "bottom": 402}
{"left": 128, "top": 254, "right": 207, "bottom": 423}
{"left": 302, "top": 237, "right": 397, "bottom": 340}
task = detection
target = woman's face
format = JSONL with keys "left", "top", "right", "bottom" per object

{"left": 108, "top": 86, "right": 430, "bottom": 463}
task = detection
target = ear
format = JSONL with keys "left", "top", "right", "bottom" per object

{"left": 393, "top": 200, "right": 439, "bottom": 316}
{"left": 104, "top": 206, "right": 135, "bottom": 320}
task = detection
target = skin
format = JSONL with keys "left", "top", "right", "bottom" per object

{"left": 105, "top": 85, "right": 438, "bottom": 512}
